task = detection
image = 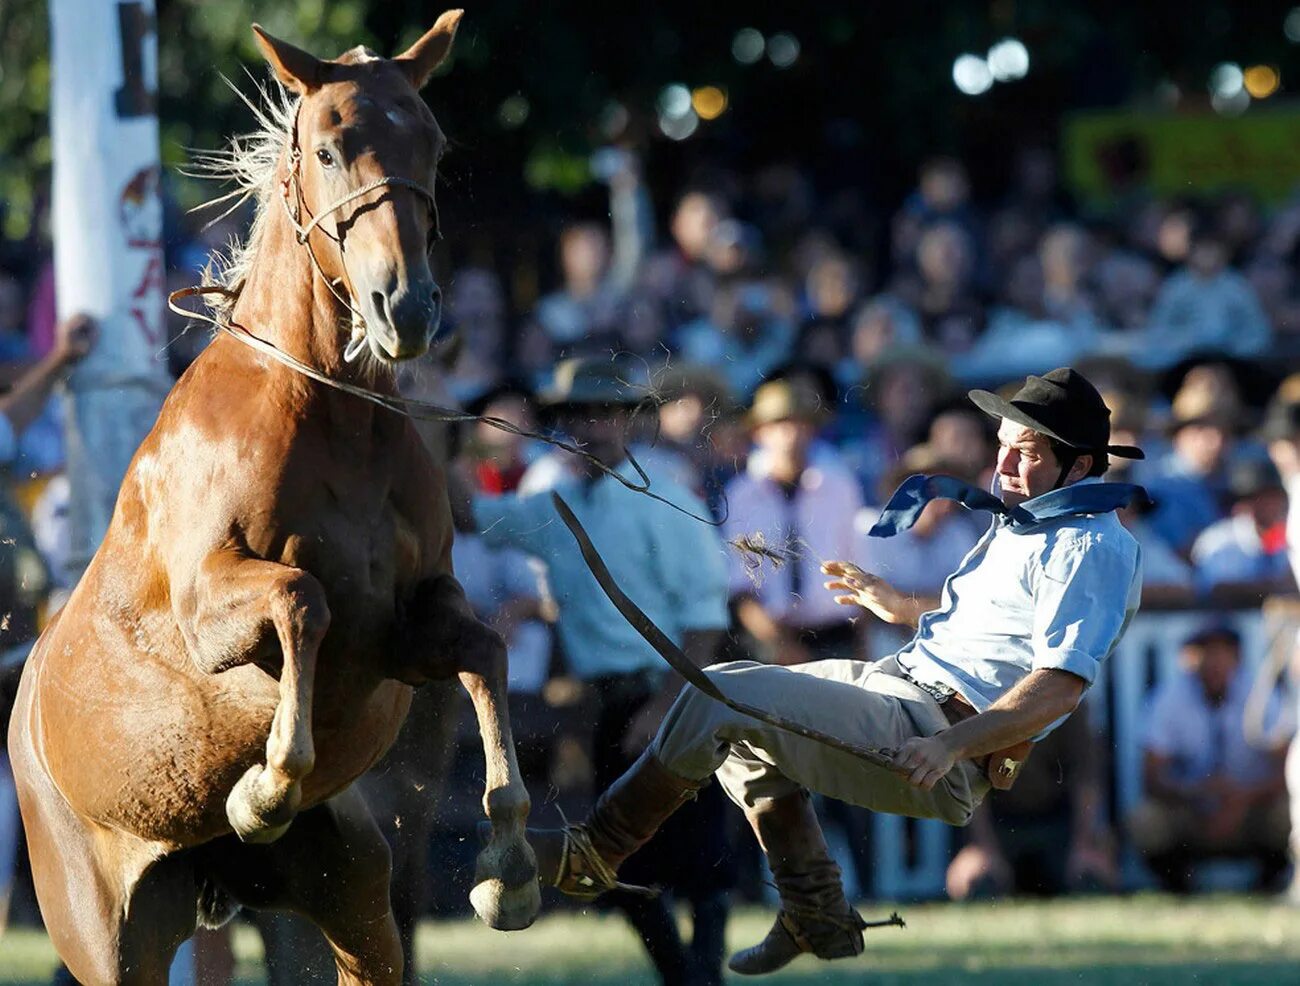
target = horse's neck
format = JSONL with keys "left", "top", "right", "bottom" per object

{"left": 231, "top": 193, "right": 393, "bottom": 392}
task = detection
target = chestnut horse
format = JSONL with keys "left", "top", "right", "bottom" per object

{"left": 8, "top": 11, "right": 539, "bottom": 984}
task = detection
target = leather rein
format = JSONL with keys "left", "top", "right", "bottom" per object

{"left": 166, "top": 111, "right": 719, "bottom": 525}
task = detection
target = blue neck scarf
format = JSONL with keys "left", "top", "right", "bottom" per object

{"left": 868, "top": 474, "right": 1151, "bottom": 538}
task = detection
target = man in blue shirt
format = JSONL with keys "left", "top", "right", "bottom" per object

{"left": 528, "top": 367, "right": 1144, "bottom": 976}
{"left": 456, "top": 356, "right": 732, "bottom": 986}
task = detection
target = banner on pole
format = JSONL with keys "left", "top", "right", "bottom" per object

{"left": 50, "top": 0, "right": 171, "bottom": 574}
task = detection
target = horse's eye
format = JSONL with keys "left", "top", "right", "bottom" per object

{"left": 316, "top": 148, "right": 336, "bottom": 168}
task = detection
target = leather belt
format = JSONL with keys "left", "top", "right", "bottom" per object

{"left": 933, "top": 690, "right": 1032, "bottom": 792}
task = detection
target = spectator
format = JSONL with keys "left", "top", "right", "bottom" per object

{"left": 1191, "top": 458, "right": 1293, "bottom": 601}
{"left": 529, "top": 223, "right": 628, "bottom": 355}
{"left": 946, "top": 707, "right": 1118, "bottom": 899}
{"left": 842, "top": 347, "right": 950, "bottom": 501}
{"left": 675, "top": 278, "right": 796, "bottom": 400}
{"left": 1128, "top": 624, "right": 1289, "bottom": 893}
{"left": 1147, "top": 227, "right": 1271, "bottom": 363}
{"left": 646, "top": 364, "right": 736, "bottom": 504}
{"left": 1138, "top": 378, "right": 1241, "bottom": 554}
{"left": 723, "top": 376, "right": 864, "bottom": 666}
{"left": 853, "top": 446, "right": 985, "bottom": 660}
{"left": 0, "top": 311, "right": 96, "bottom": 934}
{"left": 891, "top": 222, "right": 986, "bottom": 354}
{"left": 643, "top": 189, "right": 727, "bottom": 329}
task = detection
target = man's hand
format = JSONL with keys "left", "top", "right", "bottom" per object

{"left": 53, "top": 313, "right": 97, "bottom": 367}
{"left": 821, "top": 561, "right": 927, "bottom": 626}
{"left": 892, "top": 733, "right": 957, "bottom": 790}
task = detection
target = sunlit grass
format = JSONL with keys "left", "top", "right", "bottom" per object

{"left": 3, "top": 895, "right": 1299, "bottom": 984}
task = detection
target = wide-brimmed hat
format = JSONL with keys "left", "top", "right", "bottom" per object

{"left": 1260, "top": 374, "right": 1300, "bottom": 442}
{"left": 651, "top": 364, "right": 737, "bottom": 415}
{"left": 537, "top": 356, "right": 648, "bottom": 410}
{"left": 968, "top": 366, "right": 1144, "bottom": 460}
{"left": 747, "top": 377, "right": 832, "bottom": 429}
{"left": 1164, "top": 385, "right": 1247, "bottom": 437}
{"left": 1227, "top": 457, "right": 1283, "bottom": 500}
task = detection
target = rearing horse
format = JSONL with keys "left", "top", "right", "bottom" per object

{"left": 9, "top": 12, "right": 539, "bottom": 984}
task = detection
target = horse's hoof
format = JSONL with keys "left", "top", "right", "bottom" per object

{"left": 226, "top": 764, "right": 298, "bottom": 843}
{"left": 471, "top": 834, "right": 540, "bottom": 930}
{"left": 471, "top": 876, "right": 541, "bottom": 931}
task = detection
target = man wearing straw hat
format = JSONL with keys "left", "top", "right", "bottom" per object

{"left": 527, "top": 367, "right": 1148, "bottom": 975}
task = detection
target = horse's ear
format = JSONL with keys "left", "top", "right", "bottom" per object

{"left": 394, "top": 9, "right": 463, "bottom": 89}
{"left": 252, "top": 24, "right": 325, "bottom": 95}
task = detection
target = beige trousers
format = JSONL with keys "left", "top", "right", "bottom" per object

{"left": 652, "top": 656, "right": 989, "bottom": 826}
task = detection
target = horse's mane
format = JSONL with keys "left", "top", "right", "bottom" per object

{"left": 187, "top": 76, "right": 297, "bottom": 321}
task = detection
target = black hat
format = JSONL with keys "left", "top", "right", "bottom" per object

{"left": 1260, "top": 397, "right": 1300, "bottom": 443}
{"left": 969, "top": 367, "right": 1145, "bottom": 460}
{"left": 1227, "top": 457, "right": 1283, "bottom": 500}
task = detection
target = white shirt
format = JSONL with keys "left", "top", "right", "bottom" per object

{"left": 721, "top": 450, "right": 862, "bottom": 628}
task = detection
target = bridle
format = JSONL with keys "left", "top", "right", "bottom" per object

{"left": 167, "top": 100, "right": 722, "bottom": 528}
{"left": 277, "top": 106, "right": 442, "bottom": 361}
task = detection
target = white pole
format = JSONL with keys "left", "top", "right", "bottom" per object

{"left": 49, "top": 0, "right": 171, "bottom": 579}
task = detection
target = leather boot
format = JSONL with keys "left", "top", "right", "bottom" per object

{"left": 529, "top": 750, "right": 703, "bottom": 900}
{"left": 728, "top": 790, "right": 866, "bottom": 975}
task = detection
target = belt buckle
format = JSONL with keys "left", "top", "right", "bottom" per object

{"left": 905, "top": 673, "right": 955, "bottom": 705}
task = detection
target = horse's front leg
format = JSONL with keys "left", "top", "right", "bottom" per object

{"left": 180, "top": 549, "right": 329, "bottom": 843}
{"left": 397, "top": 573, "right": 539, "bottom": 931}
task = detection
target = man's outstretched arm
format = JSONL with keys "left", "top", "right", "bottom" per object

{"left": 893, "top": 668, "right": 1085, "bottom": 790}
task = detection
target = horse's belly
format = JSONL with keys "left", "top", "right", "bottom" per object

{"left": 34, "top": 624, "right": 410, "bottom": 847}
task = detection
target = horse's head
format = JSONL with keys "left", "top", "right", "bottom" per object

{"left": 252, "top": 11, "right": 462, "bottom": 362}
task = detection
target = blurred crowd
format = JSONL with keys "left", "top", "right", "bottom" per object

{"left": 5, "top": 139, "right": 1300, "bottom": 981}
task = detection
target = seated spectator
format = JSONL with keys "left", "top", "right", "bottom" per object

{"left": 461, "top": 382, "right": 541, "bottom": 495}
{"left": 1191, "top": 458, "right": 1293, "bottom": 601}
{"left": 530, "top": 222, "right": 628, "bottom": 354}
{"left": 1138, "top": 377, "right": 1241, "bottom": 554}
{"left": 925, "top": 400, "right": 996, "bottom": 488}
{"left": 952, "top": 251, "right": 1099, "bottom": 383}
{"left": 891, "top": 156, "right": 979, "bottom": 268}
{"left": 1040, "top": 223, "right": 1099, "bottom": 325}
{"left": 844, "top": 296, "right": 922, "bottom": 384}
{"left": 840, "top": 347, "right": 950, "bottom": 501}
{"left": 1147, "top": 226, "right": 1271, "bottom": 363}
{"left": 675, "top": 278, "right": 796, "bottom": 399}
{"left": 1093, "top": 250, "right": 1160, "bottom": 333}
{"left": 946, "top": 706, "right": 1118, "bottom": 900}
{"left": 890, "top": 222, "right": 986, "bottom": 354}
{"left": 646, "top": 363, "right": 737, "bottom": 504}
{"left": 853, "top": 446, "right": 985, "bottom": 659}
{"left": 722, "top": 377, "right": 863, "bottom": 666}
{"left": 1128, "top": 624, "right": 1289, "bottom": 893}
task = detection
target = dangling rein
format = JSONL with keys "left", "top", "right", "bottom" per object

{"left": 165, "top": 285, "right": 717, "bottom": 528}
{"left": 549, "top": 493, "right": 904, "bottom": 774}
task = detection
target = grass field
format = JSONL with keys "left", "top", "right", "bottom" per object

{"left": 2, "top": 895, "right": 1299, "bottom": 985}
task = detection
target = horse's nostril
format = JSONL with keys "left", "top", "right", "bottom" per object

{"left": 371, "top": 292, "right": 390, "bottom": 325}
{"left": 430, "top": 284, "right": 443, "bottom": 307}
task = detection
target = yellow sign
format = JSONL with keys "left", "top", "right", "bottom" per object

{"left": 1064, "top": 107, "right": 1300, "bottom": 207}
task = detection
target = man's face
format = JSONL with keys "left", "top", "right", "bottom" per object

{"left": 564, "top": 405, "right": 629, "bottom": 472}
{"left": 995, "top": 420, "right": 1083, "bottom": 506}
{"left": 754, "top": 418, "right": 816, "bottom": 463}
{"left": 1182, "top": 637, "right": 1239, "bottom": 704}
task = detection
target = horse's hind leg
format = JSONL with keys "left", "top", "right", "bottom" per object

{"left": 183, "top": 550, "right": 329, "bottom": 842}
{"left": 201, "top": 787, "right": 403, "bottom": 986}
{"left": 10, "top": 697, "right": 195, "bottom": 985}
